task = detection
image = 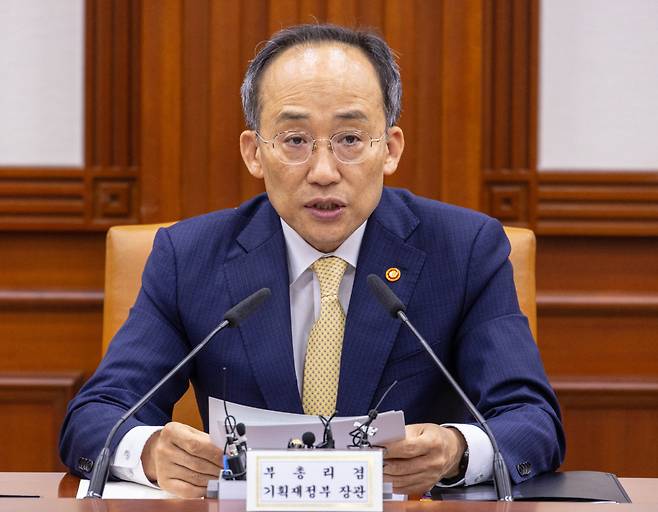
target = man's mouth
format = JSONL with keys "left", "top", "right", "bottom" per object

{"left": 310, "top": 202, "right": 341, "bottom": 210}
{"left": 305, "top": 199, "right": 346, "bottom": 219}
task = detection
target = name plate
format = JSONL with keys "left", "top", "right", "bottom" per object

{"left": 246, "top": 449, "right": 383, "bottom": 511}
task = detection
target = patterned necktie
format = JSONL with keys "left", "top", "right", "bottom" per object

{"left": 302, "top": 256, "right": 349, "bottom": 416}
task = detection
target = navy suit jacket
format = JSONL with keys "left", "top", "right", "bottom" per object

{"left": 60, "top": 188, "right": 564, "bottom": 483}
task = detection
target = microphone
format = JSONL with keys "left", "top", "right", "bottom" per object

{"left": 224, "top": 421, "right": 248, "bottom": 480}
{"left": 302, "top": 431, "right": 316, "bottom": 449}
{"left": 367, "top": 274, "right": 514, "bottom": 501}
{"left": 85, "top": 287, "right": 271, "bottom": 498}
{"left": 235, "top": 422, "right": 247, "bottom": 441}
{"left": 349, "top": 380, "right": 397, "bottom": 448}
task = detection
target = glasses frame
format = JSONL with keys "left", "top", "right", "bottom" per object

{"left": 255, "top": 129, "right": 386, "bottom": 165}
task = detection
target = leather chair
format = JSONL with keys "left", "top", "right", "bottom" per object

{"left": 103, "top": 223, "right": 537, "bottom": 429}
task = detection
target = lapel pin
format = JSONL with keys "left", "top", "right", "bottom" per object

{"left": 385, "top": 267, "right": 401, "bottom": 282}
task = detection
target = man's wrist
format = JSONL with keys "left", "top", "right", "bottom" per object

{"left": 441, "top": 427, "right": 468, "bottom": 483}
{"left": 141, "top": 430, "right": 162, "bottom": 483}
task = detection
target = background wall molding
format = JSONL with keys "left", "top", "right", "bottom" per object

{"left": 538, "top": 292, "right": 658, "bottom": 315}
{"left": 537, "top": 171, "right": 658, "bottom": 236}
{"left": 0, "top": 290, "right": 103, "bottom": 310}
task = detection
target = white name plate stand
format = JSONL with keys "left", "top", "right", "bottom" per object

{"left": 246, "top": 449, "right": 383, "bottom": 512}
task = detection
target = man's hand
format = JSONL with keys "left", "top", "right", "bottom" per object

{"left": 382, "top": 423, "right": 466, "bottom": 497}
{"left": 141, "top": 422, "right": 223, "bottom": 498}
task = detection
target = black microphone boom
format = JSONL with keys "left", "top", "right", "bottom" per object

{"left": 85, "top": 287, "right": 271, "bottom": 498}
{"left": 366, "top": 274, "right": 513, "bottom": 501}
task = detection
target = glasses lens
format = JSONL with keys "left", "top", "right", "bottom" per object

{"left": 274, "top": 132, "right": 312, "bottom": 164}
{"left": 331, "top": 131, "right": 368, "bottom": 164}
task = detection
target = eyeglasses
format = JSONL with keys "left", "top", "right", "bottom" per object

{"left": 255, "top": 129, "right": 385, "bottom": 165}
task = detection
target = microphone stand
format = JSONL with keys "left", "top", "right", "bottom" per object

{"left": 85, "top": 319, "right": 230, "bottom": 498}
{"left": 85, "top": 288, "right": 270, "bottom": 498}
{"left": 397, "top": 310, "right": 513, "bottom": 501}
{"left": 367, "top": 274, "right": 513, "bottom": 501}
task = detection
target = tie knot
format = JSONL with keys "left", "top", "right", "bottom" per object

{"left": 312, "top": 256, "right": 348, "bottom": 299}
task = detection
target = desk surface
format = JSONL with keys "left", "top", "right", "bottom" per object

{"left": 0, "top": 473, "right": 656, "bottom": 511}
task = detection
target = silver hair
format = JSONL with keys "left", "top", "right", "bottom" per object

{"left": 240, "top": 24, "right": 402, "bottom": 130}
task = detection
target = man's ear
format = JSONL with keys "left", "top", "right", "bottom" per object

{"left": 383, "top": 126, "right": 405, "bottom": 176}
{"left": 240, "top": 130, "right": 264, "bottom": 179}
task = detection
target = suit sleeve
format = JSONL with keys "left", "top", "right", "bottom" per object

{"left": 59, "top": 228, "right": 192, "bottom": 478}
{"left": 454, "top": 218, "right": 565, "bottom": 483}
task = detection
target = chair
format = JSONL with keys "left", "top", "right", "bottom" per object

{"left": 503, "top": 226, "right": 537, "bottom": 340}
{"left": 103, "top": 222, "right": 203, "bottom": 430}
{"left": 103, "top": 223, "right": 537, "bottom": 429}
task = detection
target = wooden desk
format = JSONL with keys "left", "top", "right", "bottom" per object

{"left": 0, "top": 473, "right": 656, "bottom": 511}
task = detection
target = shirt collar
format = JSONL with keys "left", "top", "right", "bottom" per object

{"left": 280, "top": 219, "right": 367, "bottom": 285}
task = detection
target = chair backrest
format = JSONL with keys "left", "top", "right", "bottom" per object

{"left": 103, "top": 222, "right": 203, "bottom": 429}
{"left": 102, "top": 223, "right": 537, "bottom": 427}
{"left": 503, "top": 226, "right": 537, "bottom": 340}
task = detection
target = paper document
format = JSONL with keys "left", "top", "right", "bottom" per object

{"left": 209, "top": 397, "right": 406, "bottom": 449}
{"left": 76, "top": 479, "right": 175, "bottom": 499}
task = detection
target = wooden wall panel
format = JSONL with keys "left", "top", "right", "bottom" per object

{"left": 0, "top": 374, "right": 83, "bottom": 471}
{"left": 541, "top": 308, "right": 658, "bottom": 376}
{"left": 0, "top": 233, "right": 105, "bottom": 288}
{"left": 555, "top": 380, "right": 658, "bottom": 477}
{"left": 0, "top": 309, "right": 101, "bottom": 378}
{"left": 537, "top": 237, "right": 658, "bottom": 292}
{"left": 140, "top": 0, "right": 183, "bottom": 222}
{"left": 141, "top": 0, "right": 483, "bottom": 219}
{"left": 481, "top": 0, "right": 537, "bottom": 228}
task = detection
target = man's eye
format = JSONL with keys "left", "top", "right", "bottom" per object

{"left": 283, "top": 135, "right": 308, "bottom": 145}
{"left": 338, "top": 134, "right": 362, "bottom": 145}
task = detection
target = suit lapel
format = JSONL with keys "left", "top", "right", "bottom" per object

{"left": 223, "top": 200, "right": 303, "bottom": 413}
{"left": 336, "top": 190, "right": 426, "bottom": 416}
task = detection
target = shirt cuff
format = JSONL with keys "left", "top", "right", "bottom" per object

{"left": 438, "top": 423, "right": 494, "bottom": 487}
{"left": 110, "top": 425, "right": 164, "bottom": 488}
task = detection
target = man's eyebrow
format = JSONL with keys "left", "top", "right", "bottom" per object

{"left": 275, "top": 111, "right": 310, "bottom": 122}
{"left": 335, "top": 110, "right": 368, "bottom": 121}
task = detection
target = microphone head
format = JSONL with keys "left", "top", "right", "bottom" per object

{"left": 235, "top": 422, "right": 246, "bottom": 436}
{"left": 224, "top": 288, "right": 271, "bottom": 327}
{"left": 301, "top": 431, "right": 316, "bottom": 447}
{"left": 367, "top": 274, "right": 405, "bottom": 318}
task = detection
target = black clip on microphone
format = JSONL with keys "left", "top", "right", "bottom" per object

{"left": 221, "top": 368, "right": 247, "bottom": 480}
{"left": 316, "top": 411, "right": 337, "bottom": 449}
{"left": 223, "top": 421, "right": 247, "bottom": 480}
{"left": 348, "top": 379, "right": 398, "bottom": 448}
{"left": 84, "top": 287, "right": 271, "bottom": 498}
{"left": 367, "top": 274, "right": 514, "bottom": 501}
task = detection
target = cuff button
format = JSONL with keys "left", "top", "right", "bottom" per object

{"left": 77, "top": 457, "right": 94, "bottom": 473}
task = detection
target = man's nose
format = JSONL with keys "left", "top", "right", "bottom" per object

{"left": 306, "top": 140, "right": 341, "bottom": 185}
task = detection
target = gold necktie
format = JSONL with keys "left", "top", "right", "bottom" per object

{"left": 302, "top": 256, "right": 349, "bottom": 416}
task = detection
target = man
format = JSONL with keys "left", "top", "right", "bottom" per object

{"left": 60, "top": 24, "right": 564, "bottom": 498}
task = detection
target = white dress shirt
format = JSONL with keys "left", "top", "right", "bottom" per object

{"left": 111, "top": 219, "right": 493, "bottom": 487}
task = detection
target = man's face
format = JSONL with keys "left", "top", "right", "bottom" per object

{"left": 240, "top": 43, "right": 404, "bottom": 253}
